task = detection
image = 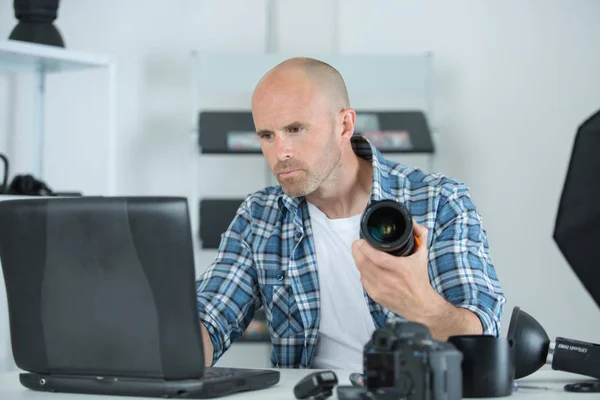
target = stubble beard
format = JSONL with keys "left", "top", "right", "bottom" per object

{"left": 278, "top": 141, "right": 342, "bottom": 198}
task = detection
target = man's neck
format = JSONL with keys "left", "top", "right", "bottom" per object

{"left": 305, "top": 152, "right": 373, "bottom": 220}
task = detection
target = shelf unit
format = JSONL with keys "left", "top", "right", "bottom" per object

{"left": 0, "top": 40, "right": 117, "bottom": 195}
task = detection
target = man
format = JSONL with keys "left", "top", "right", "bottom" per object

{"left": 196, "top": 57, "right": 505, "bottom": 370}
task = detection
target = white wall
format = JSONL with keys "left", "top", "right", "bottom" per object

{"left": 1, "top": 0, "right": 600, "bottom": 371}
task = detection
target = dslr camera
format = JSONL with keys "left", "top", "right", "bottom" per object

{"left": 361, "top": 320, "right": 463, "bottom": 400}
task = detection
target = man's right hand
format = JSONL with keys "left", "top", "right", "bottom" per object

{"left": 200, "top": 323, "right": 214, "bottom": 367}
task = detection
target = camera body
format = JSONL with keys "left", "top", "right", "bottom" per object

{"left": 363, "top": 320, "right": 463, "bottom": 400}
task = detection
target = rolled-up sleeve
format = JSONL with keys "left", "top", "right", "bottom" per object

{"left": 195, "top": 198, "right": 261, "bottom": 365}
{"left": 428, "top": 184, "right": 506, "bottom": 336}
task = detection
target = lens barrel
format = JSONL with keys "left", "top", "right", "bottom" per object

{"left": 360, "top": 200, "right": 415, "bottom": 256}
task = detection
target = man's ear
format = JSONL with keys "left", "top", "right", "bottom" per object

{"left": 340, "top": 108, "right": 356, "bottom": 140}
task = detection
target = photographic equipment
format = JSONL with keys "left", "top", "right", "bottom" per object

{"left": 4, "top": 174, "right": 55, "bottom": 196}
{"left": 360, "top": 199, "right": 416, "bottom": 256}
{"left": 349, "top": 373, "right": 364, "bottom": 387}
{"left": 9, "top": 0, "right": 65, "bottom": 47}
{"left": 0, "top": 154, "right": 54, "bottom": 196}
{"left": 0, "top": 154, "right": 82, "bottom": 197}
{"left": 503, "top": 107, "right": 600, "bottom": 391}
{"left": 564, "top": 382, "right": 600, "bottom": 393}
{"left": 554, "top": 108, "right": 600, "bottom": 310}
{"left": 294, "top": 371, "right": 338, "bottom": 400}
{"left": 507, "top": 306, "right": 600, "bottom": 382}
{"left": 447, "top": 335, "right": 514, "bottom": 398}
{"left": 361, "top": 320, "right": 462, "bottom": 400}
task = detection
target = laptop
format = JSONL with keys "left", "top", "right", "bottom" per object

{"left": 0, "top": 196, "right": 280, "bottom": 398}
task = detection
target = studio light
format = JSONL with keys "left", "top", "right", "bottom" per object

{"left": 507, "top": 306, "right": 600, "bottom": 380}
{"left": 8, "top": 0, "right": 65, "bottom": 47}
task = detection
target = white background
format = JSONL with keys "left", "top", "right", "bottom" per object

{"left": 1, "top": 0, "right": 600, "bottom": 371}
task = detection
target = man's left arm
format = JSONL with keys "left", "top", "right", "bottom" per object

{"left": 352, "top": 187, "right": 506, "bottom": 340}
{"left": 425, "top": 186, "right": 506, "bottom": 338}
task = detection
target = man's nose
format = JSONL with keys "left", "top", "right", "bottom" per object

{"left": 275, "top": 136, "right": 293, "bottom": 161}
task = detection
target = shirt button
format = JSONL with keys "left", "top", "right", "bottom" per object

{"left": 277, "top": 274, "right": 284, "bottom": 282}
{"left": 295, "top": 232, "right": 302, "bottom": 239}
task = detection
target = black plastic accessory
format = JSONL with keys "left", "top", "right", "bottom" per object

{"left": 294, "top": 370, "right": 338, "bottom": 400}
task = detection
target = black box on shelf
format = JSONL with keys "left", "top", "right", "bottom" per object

{"left": 198, "top": 112, "right": 259, "bottom": 154}
{"left": 199, "top": 198, "right": 244, "bottom": 249}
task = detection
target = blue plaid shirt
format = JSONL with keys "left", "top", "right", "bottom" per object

{"left": 196, "top": 135, "right": 505, "bottom": 368}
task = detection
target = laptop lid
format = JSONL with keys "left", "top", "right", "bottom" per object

{"left": 0, "top": 196, "right": 206, "bottom": 380}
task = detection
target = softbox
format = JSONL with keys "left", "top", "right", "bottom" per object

{"left": 553, "top": 108, "right": 600, "bottom": 309}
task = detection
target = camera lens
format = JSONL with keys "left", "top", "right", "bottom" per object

{"left": 360, "top": 200, "right": 415, "bottom": 256}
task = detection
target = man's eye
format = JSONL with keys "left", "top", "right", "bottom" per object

{"left": 289, "top": 126, "right": 302, "bottom": 133}
{"left": 260, "top": 133, "right": 274, "bottom": 140}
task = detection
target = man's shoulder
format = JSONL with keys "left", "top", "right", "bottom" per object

{"left": 382, "top": 158, "right": 469, "bottom": 201}
{"left": 381, "top": 159, "right": 480, "bottom": 236}
{"left": 238, "top": 186, "right": 286, "bottom": 221}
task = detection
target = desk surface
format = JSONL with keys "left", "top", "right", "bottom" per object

{"left": 0, "top": 369, "right": 597, "bottom": 399}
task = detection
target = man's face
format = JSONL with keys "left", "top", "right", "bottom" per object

{"left": 252, "top": 78, "right": 342, "bottom": 197}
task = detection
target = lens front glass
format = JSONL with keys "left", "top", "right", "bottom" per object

{"left": 367, "top": 207, "right": 406, "bottom": 243}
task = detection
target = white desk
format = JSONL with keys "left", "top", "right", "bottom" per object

{"left": 0, "top": 369, "right": 597, "bottom": 399}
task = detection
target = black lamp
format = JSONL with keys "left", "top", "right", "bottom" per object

{"left": 506, "top": 307, "right": 550, "bottom": 379}
{"left": 9, "top": 0, "right": 65, "bottom": 47}
{"left": 507, "top": 306, "right": 600, "bottom": 382}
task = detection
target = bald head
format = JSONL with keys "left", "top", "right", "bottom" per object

{"left": 251, "top": 57, "right": 358, "bottom": 198}
{"left": 252, "top": 57, "right": 350, "bottom": 113}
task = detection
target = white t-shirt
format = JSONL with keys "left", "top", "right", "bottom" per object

{"left": 307, "top": 202, "right": 376, "bottom": 371}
